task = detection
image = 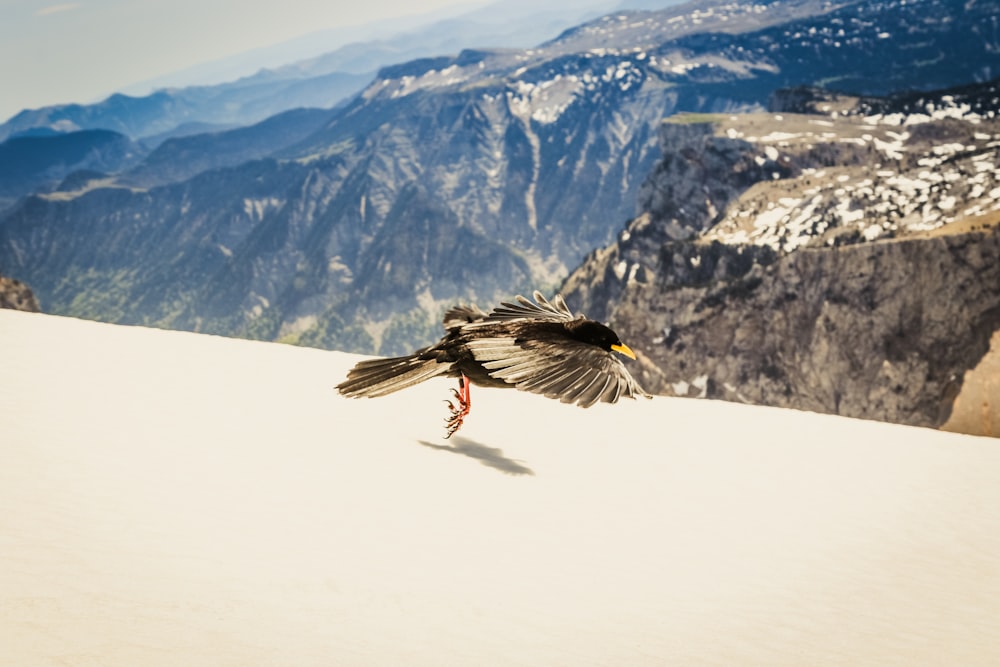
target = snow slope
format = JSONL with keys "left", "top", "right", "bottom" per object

{"left": 2, "top": 310, "right": 999, "bottom": 665}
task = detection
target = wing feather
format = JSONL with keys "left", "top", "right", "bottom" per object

{"left": 477, "top": 291, "right": 578, "bottom": 324}
{"left": 337, "top": 355, "right": 450, "bottom": 398}
{"left": 442, "top": 304, "right": 488, "bottom": 329}
{"left": 465, "top": 334, "right": 649, "bottom": 407}
{"left": 577, "top": 372, "right": 613, "bottom": 409}
{"left": 559, "top": 368, "right": 603, "bottom": 405}
{"left": 468, "top": 337, "right": 524, "bottom": 362}
{"left": 521, "top": 364, "right": 589, "bottom": 395}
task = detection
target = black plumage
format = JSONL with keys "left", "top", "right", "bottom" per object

{"left": 337, "top": 291, "right": 650, "bottom": 436}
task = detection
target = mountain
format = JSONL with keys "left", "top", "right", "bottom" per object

{"left": 121, "top": 108, "right": 334, "bottom": 188}
{"left": 0, "top": 109, "right": 337, "bottom": 205}
{"left": 1, "top": 0, "right": 998, "bottom": 358}
{"left": 0, "top": 73, "right": 371, "bottom": 144}
{"left": 5, "top": 308, "right": 1000, "bottom": 665}
{"left": 0, "top": 129, "right": 142, "bottom": 208}
{"left": 561, "top": 78, "right": 1000, "bottom": 431}
{"left": 260, "top": 0, "right": 627, "bottom": 84}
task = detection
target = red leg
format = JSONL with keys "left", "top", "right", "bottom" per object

{"left": 444, "top": 374, "right": 472, "bottom": 438}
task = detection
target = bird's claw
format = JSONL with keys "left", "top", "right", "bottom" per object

{"left": 444, "top": 414, "right": 465, "bottom": 439}
{"left": 444, "top": 399, "right": 469, "bottom": 438}
{"left": 443, "top": 376, "right": 471, "bottom": 439}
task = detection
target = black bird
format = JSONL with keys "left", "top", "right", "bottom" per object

{"left": 337, "top": 291, "right": 650, "bottom": 437}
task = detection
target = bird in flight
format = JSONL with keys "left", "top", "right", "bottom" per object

{"left": 337, "top": 291, "right": 650, "bottom": 437}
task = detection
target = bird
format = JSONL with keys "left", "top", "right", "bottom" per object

{"left": 336, "top": 291, "right": 650, "bottom": 437}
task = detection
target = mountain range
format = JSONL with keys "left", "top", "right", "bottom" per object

{"left": 1, "top": 0, "right": 999, "bottom": 433}
{"left": 0, "top": 0, "right": 637, "bottom": 143}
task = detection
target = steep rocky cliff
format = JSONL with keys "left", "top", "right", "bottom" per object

{"left": 563, "top": 83, "right": 1000, "bottom": 429}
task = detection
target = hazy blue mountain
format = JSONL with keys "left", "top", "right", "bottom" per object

{"left": 122, "top": 108, "right": 335, "bottom": 188}
{"left": 0, "top": 0, "right": 626, "bottom": 142}
{"left": 0, "top": 73, "right": 371, "bottom": 144}
{"left": 0, "top": 129, "right": 142, "bottom": 207}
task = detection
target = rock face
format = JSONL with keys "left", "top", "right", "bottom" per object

{"left": 0, "top": 275, "right": 40, "bottom": 312}
{"left": 563, "top": 83, "right": 1000, "bottom": 430}
{"left": 943, "top": 330, "right": 1000, "bottom": 437}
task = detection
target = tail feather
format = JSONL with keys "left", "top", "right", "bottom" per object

{"left": 337, "top": 354, "right": 450, "bottom": 398}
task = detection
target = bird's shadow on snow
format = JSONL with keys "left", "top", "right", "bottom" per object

{"left": 418, "top": 436, "right": 535, "bottom": 476}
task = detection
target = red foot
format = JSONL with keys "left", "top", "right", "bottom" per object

{"left": 444, "top": 375, "right": 472, "bottom": 438}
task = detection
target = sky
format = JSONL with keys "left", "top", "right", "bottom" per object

{"left": 0, "top": 0, "right": 489, "bottom": 122}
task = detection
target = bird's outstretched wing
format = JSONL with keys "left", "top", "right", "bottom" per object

{"left": 481, "top": 291, "right": 577, "bottom": 324}
{"left": 465, "top": 333, "right": 650, "bottom": 408}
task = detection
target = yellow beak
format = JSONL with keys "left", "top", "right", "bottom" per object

{"left": 611, "top": 343, "right": 637, "bottom": 360}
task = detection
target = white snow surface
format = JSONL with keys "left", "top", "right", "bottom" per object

{"left": 3, "top": 310, "right": 1000, "bottom": 665}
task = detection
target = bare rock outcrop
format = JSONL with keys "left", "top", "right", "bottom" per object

{"left": 563, "top": 84, "right": 1000, "bottom": 432}
{"left": 0, "top": 275, "right": 40, "bottom": 312}
{"left": 943, "top": 330, "right": 1000, "bottom": 437}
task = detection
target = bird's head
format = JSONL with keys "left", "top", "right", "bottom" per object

{"left": 568, "top": 319, "right": 637, "bottom": 360}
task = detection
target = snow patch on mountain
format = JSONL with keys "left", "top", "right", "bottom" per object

{"left": 703, "top": 110, "right": 1000, "bottom": 253}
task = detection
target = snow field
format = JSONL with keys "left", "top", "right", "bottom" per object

{"left": 2, "top": 310, "right": 999, "bottom": 665}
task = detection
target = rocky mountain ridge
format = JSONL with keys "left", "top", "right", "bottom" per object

{"left": 562, "top": 80, "right": 1000, "bottom": 430}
